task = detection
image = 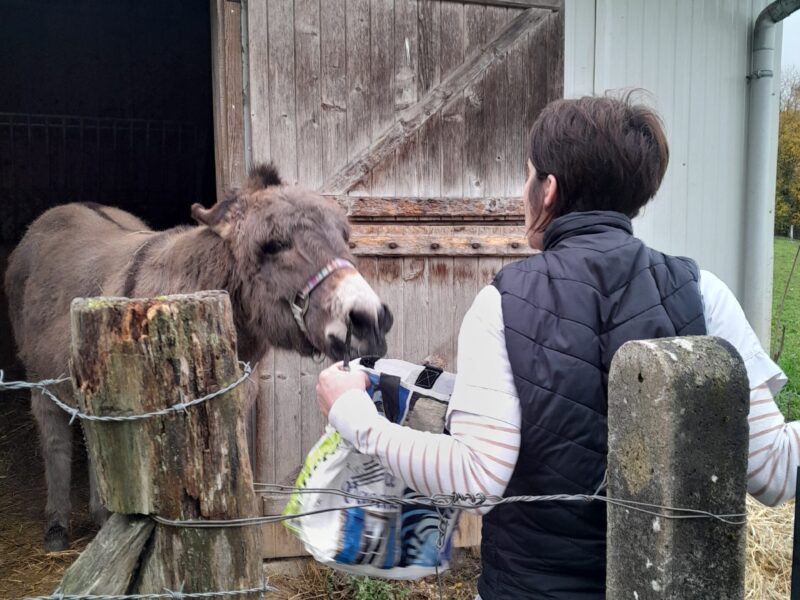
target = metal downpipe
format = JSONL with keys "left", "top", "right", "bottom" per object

{"left": 743, "top": 0, "right": 800, "bottom": 345}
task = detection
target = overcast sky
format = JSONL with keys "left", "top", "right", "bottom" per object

{"left": 784, "top": 13, "right": 799, "bottom": 73}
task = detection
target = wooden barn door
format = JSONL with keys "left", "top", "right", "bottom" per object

{"left": 213, "top": 0, "right": 563, "bottom": 558}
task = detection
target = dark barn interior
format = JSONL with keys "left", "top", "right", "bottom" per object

{"left": 0, "top": 2, "right": 215, "bottom": 593}
{"left": 0, "top": 0, "right": 216, "bottom": 371}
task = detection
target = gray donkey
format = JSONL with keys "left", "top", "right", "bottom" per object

{"left": 4, "top": 163, "right": 393, "bottom": 551}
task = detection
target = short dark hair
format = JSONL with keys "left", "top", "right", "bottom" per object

{"left": 528, "top": 93, "right": 669, "bottom": 222}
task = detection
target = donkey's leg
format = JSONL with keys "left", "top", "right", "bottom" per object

{"left": 88, "top": 452, "right": 110, "bottom": 527}
{"left": 32, "top": 388, "right": 72, "bottom": 552}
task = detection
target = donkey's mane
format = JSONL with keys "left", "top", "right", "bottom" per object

{"left": 246, "top": 163, "right": 282, "bottom": 191}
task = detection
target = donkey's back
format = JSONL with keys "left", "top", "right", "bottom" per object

{"left": 5, "top": 203, "right": 149, "bottom": 375}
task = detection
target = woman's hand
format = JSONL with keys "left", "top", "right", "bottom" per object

{"left": 316, "top": 363, "right": 370, "bottom": 418}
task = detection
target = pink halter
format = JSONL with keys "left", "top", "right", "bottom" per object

{"left": 290, "top": 258, "right": 355, "bottom": 339}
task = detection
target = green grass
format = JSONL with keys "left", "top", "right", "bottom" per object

{"left": 772, "top": 236, "right": 800, "bottom": 419}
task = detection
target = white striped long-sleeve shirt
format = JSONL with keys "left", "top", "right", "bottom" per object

{"left": 329, "top": 270, "right": 793, "bottom": 510}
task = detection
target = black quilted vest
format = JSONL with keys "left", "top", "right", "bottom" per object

{"left": 479, "top": 211, "right": 706, "bottom": 599}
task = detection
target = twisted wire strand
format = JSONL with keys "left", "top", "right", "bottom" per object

{"left": 23, "top": 583, "right": 274, "bottom": 600}
{"left": 154, "top": 483, "right": 746, "bottom": 528}
{"left": 0, "top": 364, "right": 252, "bottom": 425}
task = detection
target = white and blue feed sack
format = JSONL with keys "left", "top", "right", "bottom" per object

{"left": 283, "top": 357, "right": 461, "bottom": 580}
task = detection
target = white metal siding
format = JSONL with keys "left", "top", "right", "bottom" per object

{"left": 565, "top": 0, "right": 781, "bottom": 305}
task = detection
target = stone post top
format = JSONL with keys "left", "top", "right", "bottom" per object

{"left": 612, "top": 336, "right": 747, "bottom": 391}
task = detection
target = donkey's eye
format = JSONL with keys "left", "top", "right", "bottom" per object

{"left": 343, "top": 229, "right": 350, "bottom": 243}
{"left": 261, "top": 239, "right": 291, "bottom": 256}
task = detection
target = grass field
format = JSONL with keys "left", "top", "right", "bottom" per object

{"left": 772, "top": 236, "right": 800, "bottom": 419}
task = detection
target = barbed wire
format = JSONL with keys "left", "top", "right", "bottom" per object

{"left": 0, "top": 364, "right": 252, "bottom": 425}
{"left": 24, "top": 582, "right": 274, "bottom": 600}
{"left": 150, "top": 482, "right": 746, "bottom": 529}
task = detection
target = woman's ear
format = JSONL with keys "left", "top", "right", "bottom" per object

{"left": 543, "top": 174, "right": 558, "bottom": 210}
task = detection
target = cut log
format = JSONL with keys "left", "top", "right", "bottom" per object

{"left": 57, "top": 514, "right": 154, "bottom": 595}
{"left": 69, "top": 291, "right": 261, "bottom": 593}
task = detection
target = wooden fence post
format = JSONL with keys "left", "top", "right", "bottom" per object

{"left": 59, "top": 291, "right": 261, "bottom": 594}
{"left": 607, "top": 336, "right": 749, "bottom": 599}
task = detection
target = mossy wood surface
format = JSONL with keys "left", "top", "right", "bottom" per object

{"left": 69, "top": 291, "right": 261, "bottom": 592}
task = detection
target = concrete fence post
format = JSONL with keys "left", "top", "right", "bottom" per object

{"left": 607, "top": 336, "right": 749, "bottom": 600}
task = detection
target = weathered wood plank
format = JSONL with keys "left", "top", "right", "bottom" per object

{"left": 483, "top": 6, "right": 510, "bottom": 196}
{"left": 267, "top": 0, "right": 298, "bottom": 179}
{"left": 440, "top": 1, "right": 466, "bottom": 198}
{"left": 505, "top": 8, "right": 527, "bottom": 197}
{"left": 58, "top": 515, "right": 154, "bottom": 595}
{"left": 211, "top": 0, "right": 246, "bottom": 198}
{"left": 320, "top": 1, "right": 348, "bottom": 183}
{"left": 350, "top": 224, "right": 532, "bottom": 256}
{"left": 70, "top": 292, "right": 261, "bottom": 592}
{"left": 295, "top": 0, "right": 328, "bottom": 463}
{"left": 417, "top": 0, "right": 442, "bottom": 197}
{"left": 321, "top": 7, "right": 550, "bottom": 194}
{"left": 449, "top": 0, "right": 560, "bottom": 8}
{"left": 463, "top": 2, "right": 486, "bottom": 198}
{"left": 374, "top": 258, "right": 405, "bottom": 359}
{"left": 546, "top": 8, "right": 565, "bottom": 102}
{"left": 295, "top": 0, "right": 323, "bottom": 187}
{"left": 369, "top": 0, "right": 397, "bottom": 196}
{"left": 346, "top": 0, "right": 372, "bottom": 195}
{"left": 255, "top": 352, "right": 275, "bottom": 485}
{"left": 394, "top": 0, "right": 419, "bottom": 197}
{"left": 427, "top": 257, "right": 456, "bottom": 370}
{"left": 264, "top": 0, "right": 303, "bottom": 494}
{"left": 402, "top": 257, "right": 429, "bottom": 363}
{"left": 478, "top": 256, "right": 505, "bottom": 286}
{"left": 449, "top": 254, "right": 483, "bottom": 550}
{"left": 247, "top": 0, "right": 270, "bottom": 164}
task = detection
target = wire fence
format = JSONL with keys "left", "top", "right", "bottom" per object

{"left": 25, "top": 584, "right": 275, "bottom": 600}
{"left": 2, "top": 370, "right": 748, "bottom": 600}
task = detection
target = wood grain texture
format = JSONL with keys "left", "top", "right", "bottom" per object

{"left": 70, "top": 292, "right": 260, "bottom": 592}
{"left": 417, "top": 0, "right": 442, "bottom": 197}
{"left": 369, "top": 0, "right": 397, "bottom": 195}
{"left": 247, "top": 0, "right": 270, "bottom": 164}
{"left": 211, "top": 0, "right": 246, "bottom": 198}
{"left": 321, "top": 7, "right": 550, "bottom": 194}
{"left": 295, "top": 0, "right": 323, "bottom": 187}
{"left": 349, "top": 224, "right": 533, "bottom": 256}
{"left": 267, "top": 0, "right": 298, "bottom": 180}
{"left": 320, "top": 1, "right": 348, "bottom": 183}
{"left": 57, "top": 515, "right": 154, "bottom": 595}
{"left": 451, "top": 0, "right": 560, "bottom": 8}
{"left": 346, "top": 0, "right": 372, "bottom": 195}
{"left": 440, "top": 1, "right": 467, "bottom": 198}
{"left": 393, "top": 0, "right": 419, "bottom": 197}
{"left": 463, "top": 2, "right": 485, "bottom": 198}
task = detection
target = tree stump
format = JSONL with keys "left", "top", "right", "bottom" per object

{"left": 67, "top": 291, "right": 261, "bottom": 593}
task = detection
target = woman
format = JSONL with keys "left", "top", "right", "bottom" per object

{"left": 315, "top": 95, "right": 794, "bottom": 599}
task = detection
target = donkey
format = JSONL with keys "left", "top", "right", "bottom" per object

{"left": 4, "top": 163, "right": 393, "bottom": 551}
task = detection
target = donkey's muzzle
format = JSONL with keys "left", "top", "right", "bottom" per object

{"left": 327, "top": 304, "right": 393, "bottom": 360}
{"left": 352, "top": 303, "right": 393, "bottom": 356}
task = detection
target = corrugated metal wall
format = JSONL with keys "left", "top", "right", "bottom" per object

{"left": 565, "top": 0, "right": 782, "bottom": 304}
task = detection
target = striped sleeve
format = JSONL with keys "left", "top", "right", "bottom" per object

{"left": 699, "top": 270, "right": 795, "bottom": 506}
{"left": 746, "top": 383, "right": 800, "bottom": 506}
{"left": 329, "top": 392, "right": 520, "bottom": 514}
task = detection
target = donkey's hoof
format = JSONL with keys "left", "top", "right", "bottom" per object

{"left": 44, "top": 525, "right": 68, "bottom": 552}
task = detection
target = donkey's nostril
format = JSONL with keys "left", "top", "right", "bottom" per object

{"left": 378, "top": 304, "right": 394, "bottom": 333}
{"left": 348, "top": 310, "right": 373, "bottom": 335}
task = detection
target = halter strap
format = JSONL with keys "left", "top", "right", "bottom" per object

{"left": 290, "top": 258, "right": 355, "bottom": 339}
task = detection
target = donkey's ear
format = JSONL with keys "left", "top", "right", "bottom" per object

{"left": 191, "top": 199, "right": 235, "bottom": 237}
{"left": 245, "top": 163, "right": 282, "bottom": 192}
